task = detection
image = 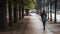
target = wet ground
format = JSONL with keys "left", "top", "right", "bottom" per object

{"left": 23, "top": 13, "right": 53, "bottom": 34}
{"left": 0, "top": 13, "right": 60, "bottom": 34}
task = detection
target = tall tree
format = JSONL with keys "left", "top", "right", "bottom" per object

{"left": 54, "top": 0, "right": 57, "bottom": 23}
{"left": 50, "top": 0, "right": 52, "bottom": 21}
{"left": 18, "top": 0, "right": 22, "bottom": 19}
{"left": 24, "top": 0, "right": 35, "bottom": 15}
{"left": 13, "top": 0, "right": 19, "bottom": 23}
{"left": 19, "top": 5, "right": 22, "bottom": 19}
{"left": 18, "top": 0, "right": 35, "bottom": 17}
{"left": 19, "top": 0, "right": 26, "bottom": 18}
{"left": 0, "top": 0, "right": 7, "bottom": 29}
{"left": 47, "top": 0, "right": 50, "bottom": 20}
{"left": 9, "top": 0, "right": 13, "bottom": 26}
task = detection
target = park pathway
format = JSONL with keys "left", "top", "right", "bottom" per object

{"left": 23, "top": 13, "right": 53, "bottom": 34}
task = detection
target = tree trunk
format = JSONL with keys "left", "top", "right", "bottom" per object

{"left": 14, "top": 5, "right": 18, "bottom": 23}
{"left": 50, "top": 0, "right": 52, "bottom": 21}
{"left": 9, "top": 1, "right": 13, "bottom": 26}
{"left": 19, "top": 5, "right": 22, "bottom": 19}
{"left": 26, "top": 9, "right": 29, "bottom": 16}
{"left": 0, "top": 0, "right": 7, "bottom": 30}
{"left": 6, "top": 0, "right": 9, "bottom": 25}
{"left": 48, "top": 6, "right": 49, "bottom": 20}
{"left": 47, "top": 0, "right": 49, "bottom": 20}
{"left": 54, "top": 0, "right": 57, "bottom": 23}
{"left": 17, "top": 4, "right": 19, "bottom": 20}
{"left": 22, "top": 6, "right": 24, "bottom": 18}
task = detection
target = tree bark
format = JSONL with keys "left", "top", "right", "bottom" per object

{"left": 22, "top": 6, "right": 24, "bottom": 18}
{"left": 48, "top": 6, "right": 49, "bottom": 20}
{"left": 9, "top": 1, "right": 13, "bottom": 26}
{"left": 14, "top": 5, "right": 18, "bottom": 23}
{"left": 17, "top": 4, "right": 19, "bottom": 20}
{"left": 47, "top": 0, "right": 49, "bottom": 20}
{"left": 54, "top": 0, "right": 57, "bottom": 23}
{"left": 0, "top": 0, "right": 7, "bottom": 30}
{"left": 19, "top": 5, "right": 22, "bottom": 19}
{"left": 50, "top": 0, "right": 52, "bottom": 21}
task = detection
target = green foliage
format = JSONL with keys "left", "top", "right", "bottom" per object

{"left": 18, "top": 0, "right": 35, "bottom": 9}
{"left": 24, "top": 3, "right": 35, "bottom": 9}
{"left": 8, "top": 0, "right": 35, "bottom": 9}
{"left": 24, "top": 0, "right": 35, "bottom": 9}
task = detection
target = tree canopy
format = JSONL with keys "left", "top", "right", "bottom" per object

{"left": 18, "top": 0, "right": 35, "bottom": 9}
{"left": 24, "top": 0, "right": 35, "bottom": 9}
{"left": 8, "top": 0, "right": 35, "bottom": 9}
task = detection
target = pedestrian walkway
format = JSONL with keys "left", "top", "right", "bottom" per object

{"left": 23, "top": 13, "right": 53, "bottom": 34}
{"left": 0, "top": 13, "right": 53, "bottom": 34}
{"left": 0, "top": 16, "right": 30, "bottom": 34}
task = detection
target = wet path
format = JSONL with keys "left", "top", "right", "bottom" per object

{"left": 23, "top": 13, "right": 53, "bottom": 34}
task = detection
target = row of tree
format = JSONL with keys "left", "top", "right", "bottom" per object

{"left": 0, "top": 0, "right": 35, "bottom": 30}
{"left": 47, "top": 0, "right": 57, "bottom": 23}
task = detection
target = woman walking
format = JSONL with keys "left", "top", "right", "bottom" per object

{"left": 40, "top": 10, "right": 47, "bottom": 30}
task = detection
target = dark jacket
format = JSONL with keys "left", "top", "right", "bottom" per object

{"left": 41, "top": 13, "right": 47, "bottom": 22}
